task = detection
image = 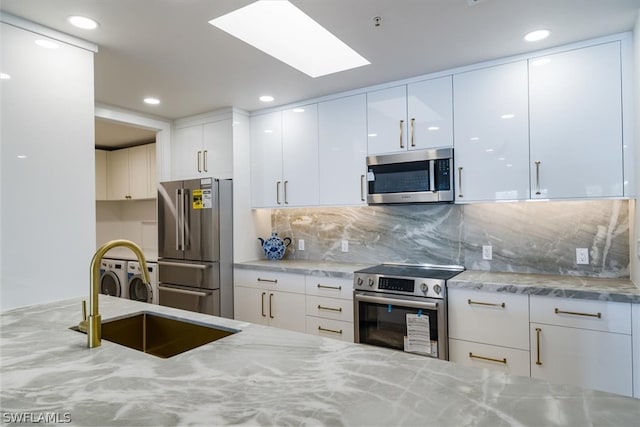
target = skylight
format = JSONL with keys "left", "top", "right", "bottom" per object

{"left": 209, "top": 0, "right": 370, "bottom": 78}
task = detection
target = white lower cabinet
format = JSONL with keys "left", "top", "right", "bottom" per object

{"left": 633, "top": 303, "right": 639, "bottom": 398}
{"left": 448, "top": 288, "right": 530, "bottom": 376}
{"left": 233, "top": 269, "right": 306, "bottom": 333}
{"left": 530, "top": 295, "right": 633, "bottom": 397}
{"left": 304, "top": 276, "right": 354, "bottom": 343}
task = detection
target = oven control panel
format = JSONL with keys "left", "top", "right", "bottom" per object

{"left": 354, "top": 274, "right": 446, "bottom": 299}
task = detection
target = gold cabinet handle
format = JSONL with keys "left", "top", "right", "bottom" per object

{"left": 535, "top": 161, "right": 541, "bottom": 195}
{"left": 554, "top": 308, "right": 601, "bottom": 319}
{"left": 197, "top": 150, "right": 202, "bottom": 172}
{"left": 360, "top": 174, "right": 366, "bottom": 202}
{"left": 410, "top": 118, "right": 415, "bottom": 147}
{"left": 318, "top": 326, "right": 343, "bottom": 335}
{"left": 284, "top": 180, "right": 289, "bottom": 204}
{"left": 458, "top": 166, "right": 463, "bottom": 198}
{"left": 399, "top": 120, "right": 404, "bottom": 148}
{"left": 535, "top": 327, "right": 542, "bottom": 366}
{"left": 276, "top": 181, "right": 282, "bottom": 205}
{"left": 317, "top": 284, "right": 342, "bottom": 291}
{"left": 257, "top": 277, "right": 278, "bottom": 284}
{"left": 469, "top": 352, "right": 507, "bottom": 365}
{"left": 468, "top": 299, "right": 505, "bottom": 308}
{"left": 261, "top": 292, "right": 266, "bottom": 317}
{"left": 203, "top": 150, "right": 208, "bottom": 172}
{"left": 269, "top": 293, "right": 274, "bottom": 319}
{"left": 317, "top": 304, "right": 342, "bottom": 312}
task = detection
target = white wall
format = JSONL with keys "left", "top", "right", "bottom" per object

{"left": 632, "top": 10, "right": 640, "bottom": 286}
{"left": 96, "top": 200, "right": 158, "bottom": 260}
{"left": 1, "top": 21, "right": 96, "bottom": 310}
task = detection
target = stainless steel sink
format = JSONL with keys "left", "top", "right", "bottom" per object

{"left": 72, "top": 311, "right": 238, "bottom": 358}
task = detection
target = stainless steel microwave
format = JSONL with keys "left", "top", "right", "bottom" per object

{"left": 366, "top": 147, "right": 454, "bottom": 204}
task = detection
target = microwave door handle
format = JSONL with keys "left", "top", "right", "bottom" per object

{"left": 355, "top": 293, "right": 439, "bottom": 310}
{"left": 428, "top": 160, "right": 435, "bottom": 192}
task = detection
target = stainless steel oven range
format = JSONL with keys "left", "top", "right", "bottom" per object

{"left": 353, "top": 263, "right": 464, "bottom": 360}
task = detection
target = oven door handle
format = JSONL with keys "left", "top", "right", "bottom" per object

{"left": 355, "top": 293, "right": 439, "bottom": 310}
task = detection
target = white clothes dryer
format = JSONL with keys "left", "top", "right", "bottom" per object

{"left": 127, "top": 261, "right": 158, "bottom": 304}
{"left": 99, "top": 258, "right": 128, "bottom": 298}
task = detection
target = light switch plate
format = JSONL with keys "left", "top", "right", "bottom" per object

{"left": 482, "top": 245, "right": 492, "bottom": 260}
{"left": 341, "top": 240, "right": 349, "bottom": 252}
{"left": 298, "top": 239, "right": 305, "bottom": 251}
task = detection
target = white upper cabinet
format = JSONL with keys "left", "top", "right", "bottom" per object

{"left": 367, "top": 76, "right": 453, "bottom": 156}
{"left": 454, "top": 61, "right": 530, "bottom": 202}
{"left": 95, "top": 149, "right": 108, "bottom": 201}
{"left": 529, "top": 41, "right": 623, "bottom": 199}
{"left": 407, "top": 76, "right": 453, "bottom": 150}
{"left": 318, "top": 94, "right": 368, "bottom": 205}
{"left": 282, "top": 104, "right": 319, "bottom": 207}
{"left": 172, "top": 118, "right": 233, "bottom": 180}
{"left": 106, "top": 144, "right": 156, "bottom": 200}
{"left": 250, "top": 111, "right": 284, "bottom": 207}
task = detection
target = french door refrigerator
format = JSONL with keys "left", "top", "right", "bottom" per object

{"left": 157, "top": 178, "right": 233, "bottom": 318}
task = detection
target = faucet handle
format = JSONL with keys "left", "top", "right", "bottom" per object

{"left": 78, "top": 300, "right": 88, "bottom": 333}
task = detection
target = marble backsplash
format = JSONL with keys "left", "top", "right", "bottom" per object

{"left": 270, "top": 200, "right": 629, "bottom": 278}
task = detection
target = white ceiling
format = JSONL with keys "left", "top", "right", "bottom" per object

{"left": 2, "top": 0, "right": 640, "bottom": 123}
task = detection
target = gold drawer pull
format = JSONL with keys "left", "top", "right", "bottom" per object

{"left": 317, "top": 284, "right": 342, "bottom": 290}
{"left": 257, "top": 277, "right": 278, "bottom": 284}
{"left": 468, "top": 299, "right": 505, "bottom": 308}
{"left": 468, "top": 352, "right": 507, "bottom": 365}
{"left": 554, "top": 308, "right": 601, "bottom": 318}
{"left": 318, "top": 326, "right": 343, "bottom": 335}
{"left": 317, "top": 304, "right": 342, "bottom": 312}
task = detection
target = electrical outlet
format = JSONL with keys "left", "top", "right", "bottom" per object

{"left": 482, "top": 245, "right": 492, "bottom": 260}
{"left": 298, "top": 239, "right": 305, "bottom": 251}
{"left": 341, "top": 240, "right": 349, "bottom": 252}
{"left": 576, "top": 248, "right": 589, "bottom": 265}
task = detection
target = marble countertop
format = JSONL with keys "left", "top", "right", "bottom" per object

{"left": 2, "top": 297, "right": 639, "bottom": 426}
{"left": 236, "top": 260, "right": 640, "bottom": 303}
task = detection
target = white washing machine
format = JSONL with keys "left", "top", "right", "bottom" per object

{"left": 99, "top": 258, "right": 128, "bottom": 298}
{"left": 127, "top": 261, "right": 158, "bottom": 304}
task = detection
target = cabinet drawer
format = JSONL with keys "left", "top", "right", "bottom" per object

{"left": 306, "top": 316, "right": 354, "bottom": 343}
{"left": 530, "top": 295, "right": 631, "bottom": 334}
{"left": 449, "top": 339, "right": 530, "bottom": 377}
{"left": 306, "top": 295, "right": 353, "bottom": 322}
{"left": 305, "top": 276, "right": 353, "bottom": 300}
{"left": 448, "top": 288, "right": 529, "bottom": 350}
{"left": 234, "top": 268, "right": 305, "bottom": 294}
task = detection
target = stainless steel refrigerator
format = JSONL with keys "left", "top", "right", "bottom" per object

{"left": 157, "top": 178, "right": 233, "bottom": 318}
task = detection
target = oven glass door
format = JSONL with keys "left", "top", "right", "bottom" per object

{"left": 355, "top": 292, "right": 446, "bottom": 359}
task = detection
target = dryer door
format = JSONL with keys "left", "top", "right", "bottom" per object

{"left": 129, "top": 275, "right": 153, "bottom": 303}
{"left": 100, "top": 271, "right": 122, "bottom": 297}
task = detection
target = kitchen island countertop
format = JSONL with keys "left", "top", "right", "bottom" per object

{"left": 1, "top": 296, "right": 639, "bottom": 426}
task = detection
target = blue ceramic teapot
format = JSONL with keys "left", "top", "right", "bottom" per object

{"left": 258, "top": 232, "right": 292, "bottom": 260}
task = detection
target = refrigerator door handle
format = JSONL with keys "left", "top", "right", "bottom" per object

{"left": 182, "top": 189, "right": 189, "bottom": 250}
{"left": 175, "top": 188, "right": 182, "bottom": 251}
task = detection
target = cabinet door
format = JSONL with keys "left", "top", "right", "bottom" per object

{"left": 367, "top": 85, "right": 407, "bottom": 155}
{"left": 250, "top": 111, "right": 283, "bottom": 207}
{"left": 282, "top": 104, "right": 319, "bottom": 206}
{"left": 128, "top": 145, "right": 149, "bottom": 199}
{"left": 269, "top": 291, "right": 306, "bottom": 332}
{"left": 633, "top": 304, "right": 640, "bottom": 398}
{"left": 203, "top": 119, "right": 232, "bottom": 179}
{"left": 318, "top": 94, "right": 367, "bottom": 205}
{"left": 147, "top": 144, "right": 157, "bottom": 198}
{"left": 449, "top": 339, "right": 530, "bottom": 377}
{"left": 530, "top": 323, "right": 633, "bottom": 396}
{"left": 106, "top": 148, "right": 129, "bottom": 200}
{"left": 234, "top": 285, "right": 268, "bottom": 326}
{"left": 95, "top": 149, "right": 108, "bottom": 200}
{"left": 529, "top": 42, "right": 623, "bottom": 199}
{"left": 407, "top": 76, "right": 453, "bottom": 150}
{"left": 172, "top": 125, "right": 203, "bottom": 180}
{"left": 454, "top": 61, "right": 530, "bottom": 201}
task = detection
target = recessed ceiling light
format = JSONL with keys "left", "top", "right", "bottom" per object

{"left": 531, "top": 58, "right": 551, "bottom": 67}
{"left": 16, "top": 155, "right": 28, "bottom": 159}
{"left": 259, "top": 95, "right": 275, "bottom": 102}
{"left": 524, "top": 29, "right": 550, "bottom": 42}
{"left": 264, "top": 129, "right": 274, "bottom": 134}
{"left": 144, "top": 97, "right": 160, "bottom": 105}
{"left": 292, "top": 108, "right": 305, "bottom": 113}
{"left": 0, "top": 73, "right": 10, "bottom": 80}
{"left": 501, "top": 114, "right": 515, "bottom": 119}
{"left": 67, "top": 15, "right": 99, "bottom": 30}
{"left": 35, "top": 39, "right": 59, "bottom": 49}
{"left": 209, "top": 0, "right": 370, "bottom": 78}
